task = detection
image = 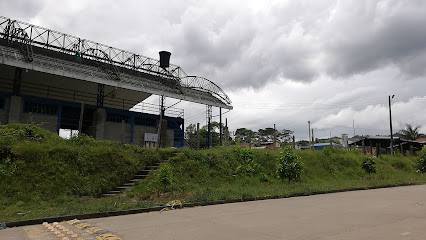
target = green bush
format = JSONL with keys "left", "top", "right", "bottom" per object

{"left": 362, "top": 156, "right": 377, "bottom": 178}
{"left": 258, "top": 173, "right": 270, "bottom": 183}
{"left": 156, "top": 164, "right": 174, "bottom": 192}
{"left": 276, "top": 147, "right": 303, "bottom": 183}
{"left": 69, "top": 134, "right": 97, "bottom": 146}
{"left": 233, "top": 146, "right": 259, "bottom": 176}
{"left": 0, "top": 124, "right": 170, "bottom": 200}
{"left": 417, "top": 148, "right": 426, "bottom": 173}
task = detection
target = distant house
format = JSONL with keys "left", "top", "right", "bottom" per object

{"left": 300, "top": 142, "right": 343, "bottom": 151}
{"left": 415, "top": 138, "right": 426, "bottom": 147}
{"left": 260, "top": 141, "right": 280, "bottom": 150}
{"left": 238, "top": 141, "right": 280, "bottom": 150}
{"left": 350, "top": 136, "right": 423, "bottom": 155}
{"left": 238, "top": 143, "right": 251, "bottom": 148}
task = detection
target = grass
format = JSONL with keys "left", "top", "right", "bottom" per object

{"left": 1, "top": 124, "right": 425, "bottom": 223}
{"left": 0, "top": 124, "right": 176, "bottom": 222}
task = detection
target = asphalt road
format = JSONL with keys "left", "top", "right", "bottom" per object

{"left": 2, "top": 185, "right": 426, "bottom": 240}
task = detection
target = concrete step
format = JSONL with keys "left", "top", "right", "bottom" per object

{"left": 130, "top": 179, "right": 143, "bottom": 182}
{"left": 102, "top": 193, "right": 117, "bottom": 197}
{"left": 107, "top": 190, "right": 122, "bottom": 193}
{"left": 102, "top": 154, "right": 179, "bottom": 197}
{"left": 133, "top": 174, "right": 148, "bottom": 179}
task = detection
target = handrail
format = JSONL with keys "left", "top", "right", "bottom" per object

{"left": 0, "top": 77, "right": 184, "bottom": 117}
{"left": 0, "top": 16, "right": 232, "bottom": 107}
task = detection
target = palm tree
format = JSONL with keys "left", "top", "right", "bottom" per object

{"left": 399, "top": 124, "right": 423, "bottom": 141}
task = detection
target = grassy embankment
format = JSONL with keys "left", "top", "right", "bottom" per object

{"left": 1, "top": 124, "right": 425, "bottom": 222}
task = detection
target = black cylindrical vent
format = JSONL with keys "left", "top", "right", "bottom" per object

{"left": 159, "top": 51, "right": 171, "bottom": 68}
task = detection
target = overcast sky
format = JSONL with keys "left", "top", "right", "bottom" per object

{"left": 2, "top": 0, "right": 426, "bottom": 140}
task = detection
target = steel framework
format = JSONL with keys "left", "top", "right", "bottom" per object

{"left": 206, "top": 105, "right": 212, "bottom": 148}
{"left": 0, "top": 16, "right": 232, "bottom": 109}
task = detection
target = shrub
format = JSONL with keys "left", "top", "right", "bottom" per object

{"left": 156, "top": 164, "right": 174, "bottom": 192}
{"left": 417, "top": 148, "right": 426, "bottom": 173}
{"left": 69, "top": 134, "right": 97, "bottom": 146}
{"left": 276, "top": 147, "right": 303, "bottom": 183}
{"left": 259, "top": 173, "right": 270, "bottom": 183}
{"left": 362, "top": 156, "right": 377, "bottom": 178}
{"left": 233, "top": 146, "right": 258, "bottom": 176}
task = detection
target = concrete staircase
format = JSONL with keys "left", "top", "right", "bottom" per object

{"left": 102, "top": 158, "right": 170, "bottom": 197}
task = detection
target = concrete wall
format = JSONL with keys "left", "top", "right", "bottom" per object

{"left": 165, "top": 129, "right": 174, "bottom": 147}
{"left": 0, "top": 97, "right": 9, "bottom": 125}
{"left": 19, "top": 112, "right": 58, "bottom": 133}
{"left": 103, "top": 122, "right": 132, "bottom": 144}
{"left": 93, "top": 108, "right": 106, "bottom": 140}
{"left": 0, "top": 89, "right": 181, "bottom": 147}
{"left": 101, "top": 122, "right": 174, "bottom": 147}
{"left": 8, "top": 96, "right": 22, "bottom": 123}
{"left": 133, "top": 125, "right": 157, "bottom": 146}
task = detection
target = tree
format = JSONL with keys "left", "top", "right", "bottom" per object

{"left": 256, "top": 128, "right": 293, "bottom": 143}
{"left": 276, "top": 147, "right": 303, "bottom": 183}
{"left": 258, "top": 128, "right": 276, "bottom": 137}
{"left": 235, "top": 128, "right": 255, "bottom": 143}
{"left": 398, "top": 124, "right": 424, "bottom": 141}
{"left": 156, "top": 164, "right": 174, "bottom": 192}
{"left": 185, "top": 122, "right": 230, "bottom": 149}
{"left": 296, "top": 140, "right": 310, "bottom": 147}
{"left": 277, "top": 129, "right": 294, "bottom": 144}
{"left": 417, "top": 148, "right": 426, "bottom": 173}
{"left": 184, "top": 123, "right": 198, "bottom": 148}
{"left": 362, "top": 156, "right": 377, "bottom": 179}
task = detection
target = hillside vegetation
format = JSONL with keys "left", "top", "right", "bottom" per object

{"left": 0, "top": 124, "right": 425, "bottom": 222}
{"left": 0, "top": 124, "right": 175, "bottom": 221}
{"left": 129, "top": 146, "right": 425, "bottom": 203}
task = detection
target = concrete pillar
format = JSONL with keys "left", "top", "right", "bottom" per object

{"left": 8, "top": 96, "right": 22, "bottom": 123}
{"left": 94, "top": 108, "right": 106, "bottom": 140}
{"left": 362, "top": 138, "right": 365, "bottom": 154}
{"left": 159, "top": 119, "right": 168, "bottom": 148}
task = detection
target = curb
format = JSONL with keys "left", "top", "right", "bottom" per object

{"left": 2, "top": 182, "right": 418, "bottom": 229}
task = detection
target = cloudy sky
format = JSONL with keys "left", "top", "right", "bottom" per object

{"left": 2, "top": 0, "right": 426, "bottom": 140}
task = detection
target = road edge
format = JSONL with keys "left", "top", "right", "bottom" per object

{"left": 2, "top": 182, "right": 419, "bottom": 229}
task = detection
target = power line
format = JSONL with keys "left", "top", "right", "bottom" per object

{"left": 185, "top": 110, "right": 207, "bottom": 121}
{"left": 314, "top": 122, "right": 388, "bottom": 132}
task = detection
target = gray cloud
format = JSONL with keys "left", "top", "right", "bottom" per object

{"left": 2, "top": 0, "right": 426, "bottom": 139}
{"left": 0, "top": 0, "right": 44, "bottom": 21}
{"left": 324, "top": 1, "right": 426, "bottom": 79}
{"left": 3, "top": 0, "right": 426, "bottom": 90}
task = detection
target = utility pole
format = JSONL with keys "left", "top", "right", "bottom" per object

{"left": 353, "top": 119, "right": 355, "bottom": 136}
{"left": 273, "top": 123, "right": 276, "bottom": 150}
{"left": 362, "top": 137, "right": 366, "bottom": 154}
{"left": 312, "top": 129, "right": 315, "bottom": 150}
{"left": 156, "top": 96, "right": 165, "bottom": 149}
{"left": 206, "top": 105, "right": 212, "bottom": 148}
{"left": 389, "top": 95, "right": 395, "bottom": 156}
{"left": 78, "top": 102, "right": 85, "bottom": 136}
{"left": 225, "top": 118, "right": 228, "bottom": 146}
{"left": 196, "top": 123, "right": 200, "bottom": 151}
{"left": 308, "top": 121, "right": 312, "bottom": 150}
{"left": 219, "top": 108, "right": 222, "bottom": 146}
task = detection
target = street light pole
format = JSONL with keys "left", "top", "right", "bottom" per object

{"left": 389, "top": 95, "right": 395, "bottom": 156}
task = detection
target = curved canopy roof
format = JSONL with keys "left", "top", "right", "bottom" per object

{"left": 0, "top": 16, "right": 232, "bottom": 109}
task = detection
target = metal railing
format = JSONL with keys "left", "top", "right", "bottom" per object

{"left": 0, "top": 16, "right": 232, "bottom": 107}
{"left": 0, "top": 77, "right": 184, "bottom": 118}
